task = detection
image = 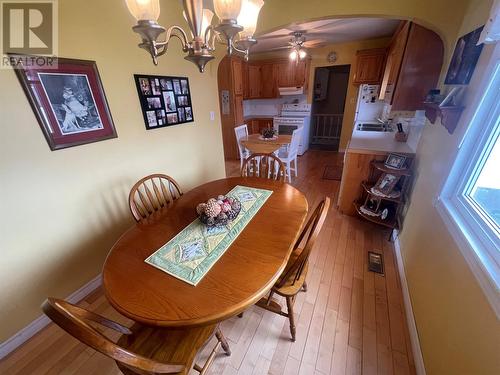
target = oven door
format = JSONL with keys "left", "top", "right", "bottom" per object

{"left": 277, "top": 124, "right": 299, "bottom": 135}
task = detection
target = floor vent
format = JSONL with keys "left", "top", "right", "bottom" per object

{"left": 322, "top": 165, "right": 343, "bottom": 181}
{"left": 368, "top": 251, "right": 384, "bottom": 275}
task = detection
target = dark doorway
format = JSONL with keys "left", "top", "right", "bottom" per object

{"left": 310, "top": 65, "right": 350, "bottom": 151}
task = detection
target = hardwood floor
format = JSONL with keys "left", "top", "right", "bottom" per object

{"left": 0, "top": 150, "right": 416, "bottom": 375}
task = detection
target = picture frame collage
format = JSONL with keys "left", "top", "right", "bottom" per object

{"left": 134, "top": 74, "right": 194, "bottom": 130}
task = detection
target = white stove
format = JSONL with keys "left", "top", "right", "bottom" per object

{"left": 273, "top": 103, "right": 311, "bottom": 155}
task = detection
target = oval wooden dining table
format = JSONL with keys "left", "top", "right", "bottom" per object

{"left": 103, "top": 176, "right": 308, "bottom": 328}
{"left": 240, "top": 134, "right": 292, "bottom": 154}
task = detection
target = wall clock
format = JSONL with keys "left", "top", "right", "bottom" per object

{"left": 327, "top": 51, "right": 337, "bottom": 63}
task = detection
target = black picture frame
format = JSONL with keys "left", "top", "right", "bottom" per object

{"left": 133, "top": 74, "right": 194, "bottom": 130}
{"left": 11, "top": 55, "right": 117, "bottom": 150}
{"left": 384, "top": 153, "right": 407, "bottom": 170}
{"left": 445, "top": 26, "right": 484, "bottom": 85}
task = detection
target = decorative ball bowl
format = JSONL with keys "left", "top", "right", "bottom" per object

{"left": 196, "top": 195, "right": 241, "bottom": 227}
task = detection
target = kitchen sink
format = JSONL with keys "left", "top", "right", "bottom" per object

{"left": 356, "top": 123, "right": 393, "bottom": 132}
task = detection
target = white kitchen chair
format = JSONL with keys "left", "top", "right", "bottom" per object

{"left": 277, "top": 128, "right": 302, "bottom": 183}
{"left": 234, "top": 124, "right": 250, "bottom": 169}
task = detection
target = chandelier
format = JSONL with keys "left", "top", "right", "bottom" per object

{"left": 125, "top": 0, "right": 264, "bottom": 73}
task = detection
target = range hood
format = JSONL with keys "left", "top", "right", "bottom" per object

{"left": 278, "top": 86, "right": 304, "bottom": 96}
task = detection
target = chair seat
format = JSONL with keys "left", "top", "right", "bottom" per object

{"left": 274, "top": 250, "right": 309, "bottom": 297}
{"left": 117, "top": 323, "right": 216, "bottom": 375}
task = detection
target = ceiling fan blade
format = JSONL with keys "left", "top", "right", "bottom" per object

{"left": 303, "top": 40, "right": 326, "bottom": 48}
{"left": 267, "top": 46, "right": 292, "bottom": 51}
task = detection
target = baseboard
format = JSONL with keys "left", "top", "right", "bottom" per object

{"left": 392, "top": 231, "right": 426, "bottom": 375}
{"left": 0, "top": 274, "right": 102, "bottom": 360}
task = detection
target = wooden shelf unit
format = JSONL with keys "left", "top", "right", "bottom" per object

{"left": 354, "top": 159, "right": 413, "bottom": 232}
{"left": 354, "top": 202, "right": 398, "bottom": 229}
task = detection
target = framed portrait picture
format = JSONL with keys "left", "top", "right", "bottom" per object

{"left": 384, "top": 153, "right": 407, "bottom": 170}
{"left": 373, "top": 173, "right": 400, "bottom": 196}
{"left": 134, "top": 74, "right": 194, "bottom": 130}
{"left": 10, "top": 55, "right": 117, "bottom": 150}
{"left": 445, "top": 26, "right": 484, "bottom": 85}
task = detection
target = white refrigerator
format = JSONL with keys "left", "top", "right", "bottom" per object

{"left": 354, "top": 84, "right": 386, "bottom": 123}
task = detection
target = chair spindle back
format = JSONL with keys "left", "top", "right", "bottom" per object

{"left": 129, "top": 174, "right": 183, "bottom": 222}
{"left": 241, "top": 153, "right": 286, "bottom": 181}
{"left": 42, "top": 298, "right": 185, "bottom": 374}
{"left": 276, "top": 197, "right": 331, "bottom": 288}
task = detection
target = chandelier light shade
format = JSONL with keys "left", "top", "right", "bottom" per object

{"left": 125, "top": 0, "right": 160, "bottom": 21}
{"left": 213, "top": 0, "right": 242, "bottom": 22}
{"left": 126, "top": 0, "right": 262, "bottom": 71}
{"left": 237, "top": 0, "right": 264, "bottom": 39}
{"left": 289, "top": 50, "right": 298, "bottom": 60}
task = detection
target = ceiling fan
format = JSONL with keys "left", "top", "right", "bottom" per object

{"left": 263, "top": 31, "right": 327, "bottom": 61}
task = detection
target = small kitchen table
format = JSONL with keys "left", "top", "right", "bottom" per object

{"left": 240, "top": 134, "right": 292, "bottom": 154}
{"left": 102, "top": 177, "right": 308, "bottom": 328}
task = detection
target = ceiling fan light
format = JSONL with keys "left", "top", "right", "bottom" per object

{"left": 237, "top": 0, "right": 264, "bottom": 38}
{"left": 125, "top": 0, "right": 160, "bottom": 21}
{"left": 289, "top": 50, "right": 298, "bottom": 60}
{"left": 213, "top": 0, "right": 242, "bottom": 22}
{"left": 299, "top": 49, "right": 307, "bottom": 59}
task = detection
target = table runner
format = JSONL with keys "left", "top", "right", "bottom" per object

{"left": 145, "top": 185, "right": 273, "bottom": 285}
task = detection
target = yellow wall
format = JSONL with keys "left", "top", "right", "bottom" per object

{"left": 0, "top": 0, "right": 225, "bottom": 342}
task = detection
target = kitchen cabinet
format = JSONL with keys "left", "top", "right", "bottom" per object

{"left": 242, "top": 62, "right": 249, "bottom": 99}
{"left": 260, "top": 63, "right": 277, "bottom": 98}
{"left": 247, "top": 64, "right": 261, "bottom": 98}
{"left": 234, "top": 95, "right": 244, "bottom": 125}
{"left": 276, "top": 62, "right": 295, "bottom": 87}
{"left": 379, "top": 21, "right": 443, "bottom": 110}
{"left": 241, "top": 59, "right": 310, "bottom": 99}
{"left": 232, "top": 58, "right": 243, "bottom": 96}
{"left": 293, "top": 59, "right": 309, "bottom": 87}
{"left": 275, "top": 60, "right": 310, "bottom": 88}
{"left": 353, "top": 48, "right": 386, "bottom": 85}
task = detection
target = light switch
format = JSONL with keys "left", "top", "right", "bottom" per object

{"left": 210, "top": 111, "right": 215, "bottom": 121}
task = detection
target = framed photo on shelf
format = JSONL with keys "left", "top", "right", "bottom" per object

{"left": 384, "top": 153, "right": 407, "bottom": 170}
{"left": 134, "top": 74, "right": 194, "bottom": 130}
{"left": 11, "top": 55, "right": 117, "bottom": 150}
{"left": 373, "top": 173, "right": 400, "bottom": 196}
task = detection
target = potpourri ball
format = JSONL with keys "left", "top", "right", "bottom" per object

{"left": 204, "top": 200, "right": 221, "bottom": 218}
{"left": 197, "top": 195, "right": 241, "bottom": 227}
{"left": 196, "top": 203, "right": 207, "bottom": 215}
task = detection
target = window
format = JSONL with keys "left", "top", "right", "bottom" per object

{"left": 437, "top": 44, "right": 500, "bottom": 318}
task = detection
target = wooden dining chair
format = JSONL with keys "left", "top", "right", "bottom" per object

{"left": 256, "top": 197, "right": 331, "bottom": 341}
{"left": 42, "top": 298, "right": 231, "bottom": 375}
{"left": 241, "top": 153, "right": 286, "bottom": 181}
{"left": 129, "top": 174, "right": 183, "bottom": 222}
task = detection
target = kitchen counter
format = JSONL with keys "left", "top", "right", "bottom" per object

{"left": 347, "top": 125, "right": 416, "bottom": 155}
{"left": 243, "top": 115, "right": 277, "bottom": 121}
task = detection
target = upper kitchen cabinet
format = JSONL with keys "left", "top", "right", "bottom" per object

{"left": 241, "top": 59, "right": 311, "bottom": 99}
{"left": 353, "top": 48, "right": 387, "bottom": 85}
{"left": 232, "top": 58, "right": 244, "bottom": 96}
{"left": 247, "top": 64, "right": 261, "bottom": 99}
{"left": 276, "top": 62, "right": 295, "bottom": 87}
{"left": 260, "top": 63, "right": 277, "bottom": 98}
{"left": 276, "top": 59, "right": 310, "bottom": 88}
{"left": 379, "top": 21, "right": 444, "bottom": 110}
